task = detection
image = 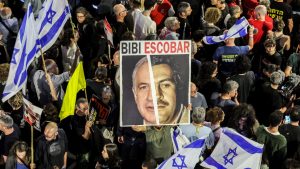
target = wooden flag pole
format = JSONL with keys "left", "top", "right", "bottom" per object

{"left": 30, "top": 125, "right": 35, "bottom": 169}
{"left": 39, "top": 47, "right": 58, "bottom": 101}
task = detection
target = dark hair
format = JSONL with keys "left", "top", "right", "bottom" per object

{"left": 121, "top": 31, "right": 136, "bottom": 41}
{"left": 144, "top": 0, "right": 156, "bottom": 10}
{"left": 105, "top": 143, "right": 121, "bottom": 168}
{"left": 290, "top": 106, "right": 300, "bottom": 122}
{"left": 75, "top": 7, "right": 93, "bottom": 20}
{"left": 43, "top": 103, "right": 59, "bottom": 123}
{"left": 61, "top": 28, "right": 76, "bottom": 47}
{"left": 142, "top": 159, "right": 157, "bottom": 169}
{"left": 235, "top": 55, "right": 251, "bottom": 74}
{"left": 200, "top": 61, "right": 217, "bottom": 79}
{"left": 192, "top": 30, "right": 205, "bottom": 43}
{"left": 177, "top": 1, "right": 190, "bottom": 14}
{"left": 95, "top": 66, "right": 108, "bottom": 80}
{"left": 5, "top": 141, "right": 29, "bottom": 169}
{"left": 226, "top": 17, "right": 238, "bottom": 29}
{"left": 228, "top": 104, "right": 257, "bottom": 137}
{"left": 269, "top": 111, "right": 283, "bottom": 127}
{"left": 76, "top": 98, "right": 88, "bottom": 108}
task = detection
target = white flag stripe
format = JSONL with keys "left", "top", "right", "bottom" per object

{"left": 2, "top": 4, "right": 38, "bottom": 102}
{"left": 201, "top": 128, "right": 263, "bottom": 169}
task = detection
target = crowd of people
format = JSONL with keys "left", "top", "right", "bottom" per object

{"left": 0, "top": 0, "right": 300, "bottom": 168}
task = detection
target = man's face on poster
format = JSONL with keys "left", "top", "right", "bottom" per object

{"left": 133, "top": 62, "right": 156, "bottom": 124}
{"left": 153, "top": 64, "right": 176, "bottom": 124}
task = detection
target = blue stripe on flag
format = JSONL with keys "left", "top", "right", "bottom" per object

{"left": 14, "top": 41, "right": 27, "bottom": 85}
{"left": 172, "top": 129, "right": 180, "bottom": 151}
{"left": 185, "top": 138, "right": 205, "bottom": 148}
{"left": 224, "top": 130, "right": 263, "bottom": 154}
{"left": 235, "top": 17, "right": 246, "bottom": 25}
{"left": 39, "top": 7, "right": 69, "bottom": 47}
{"left": 204, "top": 156, "right": 226, "bottom": 169}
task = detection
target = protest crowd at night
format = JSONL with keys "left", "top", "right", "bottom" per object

{"left": 0, "top": 0, "right": 300, "bottom": 168}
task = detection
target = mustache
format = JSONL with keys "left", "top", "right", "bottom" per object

{"left": 157, "top": 98, "right": 169, "bottom": 106}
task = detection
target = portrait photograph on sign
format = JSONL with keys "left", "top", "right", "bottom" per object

{"left": 120, "top": 40, "right": 191, "bottom": 126}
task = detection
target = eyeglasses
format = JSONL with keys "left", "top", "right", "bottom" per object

{"left": 76, "top": 15, "right": 85, "bottom": 18}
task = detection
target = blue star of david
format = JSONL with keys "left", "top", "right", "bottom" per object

{"left": 172, "top": 154, "right": 188, "bottom": 169}
{"left": 11, "top": 48, "right": 20, "bottom": 64}
{"left": 46, "top": 3, "right": 56, "bottom": 24}
{"left": 223, "top": 147, "right": 238, "bottom": 165}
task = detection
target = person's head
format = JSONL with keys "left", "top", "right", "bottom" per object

{"left": 204, "top": 7, "right": 222, "bottom": 24}
{"left": 0, "top": 114, "right": 13, "bottom": 132}
{"left": 263, "top": 64, "right": 277, "bottom": 77}
{"left": 144, "top": 0, "right": 157, "bottom": 11}
{"left": 43, "top": 103, "right": 59, "bottom": 123}
{"left": 76, "top": 98, "right": 89, "bottom": 116}
{"left": 254, "top": 5, "right": 267, "bottom": 21}
{"left": 130, "top": 0, "right": 142, "bottom": 8}
{"left": 229, "top": 104, "right": 256, "bottom": 130}
{"left": 45, "top": 59, "right": 59, "bottom": 75}
{"left": 0, "top": 7, "right": 12, "bottom": 19}
{"left": 226, "top": 17, "right": 238, "bottom": 29}
{"left": 7, "top": 92, "right": 23, "bottom": 110}
{"left": 273, "top": 18, "right": 285, "bottom": 32}
{"left": 206, "top": 107, "right": 225, "bottom": 124}
{"left": 192, "top": 30, "right": 205, "bottom": 44}
{"left": 235, "top": 55, "right": 251, "bottom": 74}
{"left": 223, "top": 80, "right": 239, "bottom": 97}
{"left": 192, "top": 107, "right": 206, "bottom": 124}
{"left": 95, "top": 66, "right": 108, "bottom": 81}
{"left": 164, "top": 17, "right": 180, "bottom": 31}
{"left": 61, "top": 28, "right": 79, "bottom": 47}
{"left": 121, "top": 31, "right": 136, "bottom": 41}
{"left": 132, "top": 57, "right": 156, "bottom": 124}
{"left": 102, "top": 86, "right": 113, "bottom": 104}
{"left": 9, "top": 141, "right": 29, "bottom": 161}
{"left": 229, "top": 5, "right": 242, "bottom": 18}
{"left": 177, "top": 2, "right": 192, "bottom": 18}
{"left": 270, "top": 71, "right": 284, "bottom": 85}
{"left": 151, "top": 56, "right": 183, "bottom": 124}
{"left": 259, "top": 0, "right": 270, "bottom": 9}
{"left": 269, "top": 111, "right": 283, "bottom": 127}
{"left": 290, "top": 106, "right": 300, "bottom": 122}
{"left": 211, "top": 0, "right": 225, "bottom": 7}
{"left": 264, "top": 38, "right": 277, "bottom": 55}
{"left": 44, "top": 122, "right": 58, "bottom": 141}
{"left": 0, "top": 63, "right": 9, "bottom": 83}
{"left": 190, "top": 82, "right": 198, "bottom": 98}
{"left": 200, "top": 61, "right": 218, "bottom": 79}
{"left": 76, "top": 7, "right": 92, "bottom": 24}
{"left": 102, "top": 143, "right": 121, "bottom": 167}
{"left": 113, "top": 4, "right": 127, "bottom": 19}
{"left": 142, "top": 159, "right": 157, "bottom": 169}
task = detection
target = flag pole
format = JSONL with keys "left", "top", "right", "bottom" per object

{"left": 30, "top": 125, "right": 35, "bottom": 169}
{"left": 39, "top": 47, "right": 58, "bottom": 101}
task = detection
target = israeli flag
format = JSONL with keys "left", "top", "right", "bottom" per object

{"left": 203, "top": 17, "right": 249, "bottom": 45}
{"left": 201, "top": 128, "right": 263, "bottom": 169}
{"left": 171, "top": 127, "right": 190, "bottom": 153}
{"left": 157, "top": 137, "right": 207, "bottom": 169}
{"left": 36, "top": 0, "right": 71, "bottom": 52}
{"left": 2, "top": 4, "right": 38, "bottom": 102}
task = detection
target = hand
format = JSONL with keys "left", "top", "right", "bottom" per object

{"left": 249, "top": 25, "right": 254, "bottom": 34}
{"left": 118, "top": 136, "right": 124, "bottom": 143}
{"left": 30, "top": 163, "right": 36, "bottom": 169}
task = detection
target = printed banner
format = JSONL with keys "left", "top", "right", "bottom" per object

{"left": 120, "top": 40, "right": 191, "bottom": 126}
{"left": 90, "top": 94, "right": 111, "bottom": 121}
{"left": 23, "top": 98, "right": 43, "bottom": 131}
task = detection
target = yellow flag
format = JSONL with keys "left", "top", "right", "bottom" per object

{"left": 59, "top": 62, "right": 86, "bottom": 120}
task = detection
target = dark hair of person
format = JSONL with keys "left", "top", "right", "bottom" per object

{"left": 290, "top": 106, "right": 300, "bottom": 122}
{"left": 228, "top": 104, "right": 257, "bottom": 135}
{"left": 95, "top": 20, "right": 106, "bottom": 38}
{"left": 192, "top": 30, "right": 205, "bottom": 43}
{"left": 142, "top": 159, "right": 157, "bottom": 169}
{"left": 226, "top": 17, "right": 238, "bottom": 29}
{"left": 177, "top": 1, "right": 190, "bottom": 14}
{"left": 206, "top": 107, "right": 224, "bottom": 124}
{"left": 105, "top": 143, "right": 122, "bottom": 168}
{"left": 5, "top": 141, "right": 30, "bottom": 169}
{"left": 235, "top": 55, "right": 251, "bottom": 74}
{"left": 200, "top": 61, "right": 217, "bottom": 80}
{"left": 144, "top": 0, "right": 156, "bottom": 10}
{"left": 145, "top": 33, "right": 158, "bottom": 40}
{"left": 61, "top": 28, "right": 76, "bottom": 47}
{"left": 43, "top": 103, "right": 59, "bottom": 123}
{"left": 269, "top": 110, "right": 283, "bottom": 127}
{"left": 121, "top": 31, "right": 136, "bottom": 41}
